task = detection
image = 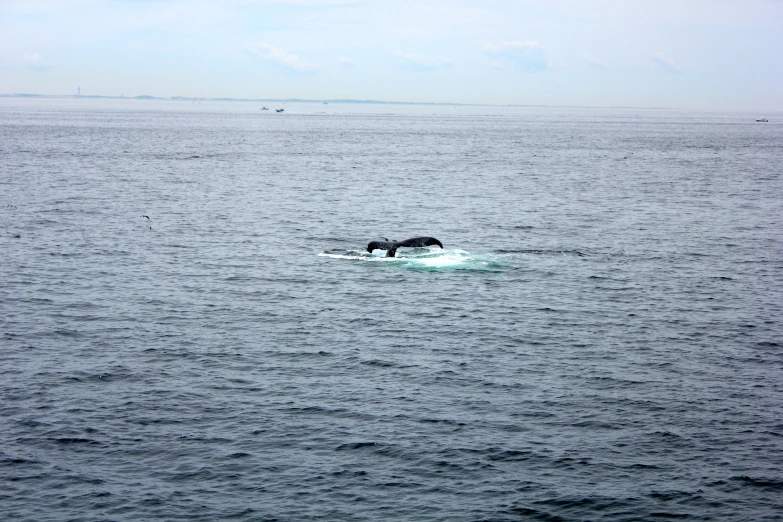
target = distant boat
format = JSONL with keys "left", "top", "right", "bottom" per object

{"left": 276, "top": 108, "right": 285, "bottom": 113}
{"left": 261, "top": 107, "right": 269, "bottom": 110}
{"left": 756, "top": 117, "right": 768, "bottom": 122}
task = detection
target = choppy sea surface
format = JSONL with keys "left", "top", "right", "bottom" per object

{"left": 1, "top": 98, "right": 782, "bottom": 521}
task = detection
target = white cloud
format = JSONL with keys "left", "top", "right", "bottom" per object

{"left": 245, "top": 42, "right": 317, "bottom": 72}
{"left": 485, "top": 41, "right": 547, "bottom": 72}
{"left": 585, "top": 53, "right": 606, "bottom": 69}
{"left": 338, "top": 56, "right": 355, "bottom": 66}
{"left": 394, "top": 51, "right": 451, "bottom": 71}
{"left": 21, "top": 52, "right": 51, "bottom": 72}
{"left": 651, "top": 53, "right": 682, "bottom": 73}
{"left": 22, "top": 53, "right": 44, "bottom": 65}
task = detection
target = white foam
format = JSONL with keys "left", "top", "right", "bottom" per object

{"left": 318, "top": 251, "right": 395, "bottom": 262}
{"left": 415, "top": 252, "right": 468, "bottom": 268}
{"left": 317, "top": 252, "right": 360, "bottom": 260}
{"left": 318, "top": 248, "right": 510, "bottom": 271}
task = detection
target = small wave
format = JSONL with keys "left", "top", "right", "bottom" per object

{"left": 336, "top": 442, "right": 378, "bottom": 451}
{"left": 733, "top": 475, "right": 783, "bottom": 489}
{"left": 318, "top": 248, "right": 511, "bottom": 272}
{"left": 51, "top": 437, "right": 103, "bottom": 445}
{"left": 494, "top": 248, "right": 587, "bottom": 257}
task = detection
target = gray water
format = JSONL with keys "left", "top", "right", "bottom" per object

{"left": 2, "top": 98, "right": 782, "bottom": 521}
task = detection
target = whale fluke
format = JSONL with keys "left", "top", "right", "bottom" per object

{"left": 367, "top": 236, "right": 443, "bottom": 257}
{"left": 366, "top": 240, "right": 397, "bottom": 254}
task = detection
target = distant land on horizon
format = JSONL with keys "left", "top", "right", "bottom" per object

{"left": 1, "top": 92, "right": 470, "bottom": 105}
{"left": 0, "top": 92, "right": 672, "bottom": 110}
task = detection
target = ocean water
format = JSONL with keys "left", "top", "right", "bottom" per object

{"left": 1, "top": 98, "right": 782, "bottom": 521}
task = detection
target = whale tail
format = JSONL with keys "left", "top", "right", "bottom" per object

{"left": 366, "top": 236, "right": 443, "bottom": 257}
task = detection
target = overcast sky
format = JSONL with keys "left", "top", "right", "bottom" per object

{"left": 1, "top": 0, "right": 781, "bottom": 110}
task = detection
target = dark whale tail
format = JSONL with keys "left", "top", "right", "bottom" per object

{"left": 367, "top": 237, "right": 443, "bottom": 257}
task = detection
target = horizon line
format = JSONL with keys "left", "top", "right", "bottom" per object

{"left": 0, "top": 93, "right": 671, "bottom": 111}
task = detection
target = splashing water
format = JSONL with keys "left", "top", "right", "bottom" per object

{"left": 318, "top": 248, "right": 511, "bottom": 272}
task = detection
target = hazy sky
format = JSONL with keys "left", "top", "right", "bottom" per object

{"left": 1, "top": 0, "right": 781, "bottom": 110}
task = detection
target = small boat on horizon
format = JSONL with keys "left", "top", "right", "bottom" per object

{"left": 276, "top": 108, "right": 285, "bottom": 113}
{"left": 261, "top": 107, "right": 269, "bottom": 110}
{"left": 756, "top": 117, "right": 768, "bottom": 122}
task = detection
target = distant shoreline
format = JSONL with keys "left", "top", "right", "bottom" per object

{"left": 0, "top": 93, "right": 667, "bottom": 110}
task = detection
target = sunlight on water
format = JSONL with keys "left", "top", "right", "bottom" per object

{"left": 318, "top": 248, "right": 510, "bottom": 271}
